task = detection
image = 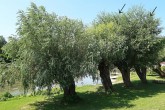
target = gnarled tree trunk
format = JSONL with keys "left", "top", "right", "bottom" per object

{"left": 134, "top": 65, "right": 147, "bottom": 84}
{"left": 98, "top": 59, "right": 114, "bottom": 92}
{"left": 115, "top": 62, "right": 132, "bottom": 87}
{"left": 63, "top": 79, "right": 76, "bottom": 98}
{"left": 152, "top": 64, "right": 165, "bottom": 78}
{"left": 61, "top": 75, "right": 79, "bottom": 103}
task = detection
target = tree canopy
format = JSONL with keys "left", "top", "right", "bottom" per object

{"left": 2, "top": 3, "right": 92, "bottom": 99}
{"left": 93, "top": 6, "right": 165, "bottom": 86}
{"left": 1, "top": 3, "right": 165, "bottom": 103}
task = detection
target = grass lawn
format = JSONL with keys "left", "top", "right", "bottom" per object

{"left": 0, "top": 73, "right": 165, "bottom": 110}
{"left": 0, "top": 95, "right": 45, "bottom": 110}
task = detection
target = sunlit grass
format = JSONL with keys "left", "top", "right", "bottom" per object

{"left": 0, "top": 73, "right": 164, "bottom": 110}
{"left": 0, "top": 96, "right": 45, "bottom": 110}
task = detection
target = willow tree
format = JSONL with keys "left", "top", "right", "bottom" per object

{"left": 1, "top": 37, "right": 21, "bottom": 89}
{"left": 87, "top": 21, "right": 126, "bottom": 92}
{"left": 94, "top": 6, "right": 164, "bottom": 87}
{"left": 94, "top": 12, "right": 133, "bottom": 87}
{"left": 152, "top": 46, "right": 165, "bottom": 78}
{"left": 117, "top": 6, "right": 164, "bottom": 85}
{"left": 3, "top": 3, "right": 90, "bottom": 101}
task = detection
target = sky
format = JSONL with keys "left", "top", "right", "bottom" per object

{"left": 0, "top": 0, "right": 165, "bottom": 40}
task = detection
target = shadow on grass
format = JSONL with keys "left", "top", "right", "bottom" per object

{"left": 31, "top": 80, "right": 165, "bottom": 110}
{"left": 147, "top": 74, "right": 159, "bottom": 76}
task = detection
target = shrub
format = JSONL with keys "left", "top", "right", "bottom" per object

{"left": 3, "top": 92, "right": 13, "bottom": 98}
{"left": 0, "top": 92, "right": 13, "bottom": 101}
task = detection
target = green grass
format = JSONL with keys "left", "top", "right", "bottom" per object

{"left": 0, "top": 96, "right": 45, "bottom": 110}
{"left": 0, "top": 73, "right": 165, "bottom": 110}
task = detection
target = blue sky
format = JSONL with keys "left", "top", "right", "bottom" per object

{"left": 0, "top": 0, "right": 165, "bottom": 39}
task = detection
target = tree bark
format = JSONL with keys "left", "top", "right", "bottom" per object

{"left": 61, "top": 75, "right": 79, "bottom": 103}
{"left": 115, "top": 62, "right": 132, "bottom": 87}
{"left": 152, "top": 64, "right": 165, "bottom": 78}
{"left": 98, "top": 59, "right": 114, "bottom": 92}
{"left": 134, "top": 65, "right": 147, "bottom": 84}
{"left": 63, "top": 79, "right": 76, "bottom": 97}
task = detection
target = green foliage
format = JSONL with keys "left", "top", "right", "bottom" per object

{"left": 0, "top": 36, "right": 6, "bottom": 49}
{"left": 2, "top": 3, "right": 92, "bottom": 93}
{"left": 0, "top": 60, "right": 20, "bottom": 88}
{"left": 95, "top": 6, "right": 164, "bottom": 68}
{"left": 0, "top": 36, "right": 13, "bottom": 88}
{"left": 3, "top": 92, "right": 13, "bottom": 98}
{"left": 161, "top": 66, "right": 165, "bottom": 72}
{"left": 1, "top": 4, "right": 165, "bottom": 104}
{"left": 0, "top": 92, "right": 13, "bottom": 101}
{"left": 2, "top": 37, "right": 19, "bottom": 60}
{"left": 120, "top": 6, "right": 164, "bottom": 67}
{"left": 0, "top": 36, "right": 7, "bottom": 62}
{"left": 157, "top": 47, "right": 165, "bottom": 62}
{"left": 87, "top": 20, "right": 126, "bottom": 70}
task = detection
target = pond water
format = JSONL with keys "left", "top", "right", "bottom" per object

{"left": 9, "top": 72, "right": 120, "bottom": 96}
{"left": 75, "top": 74, "right": 119, "bottom": 86}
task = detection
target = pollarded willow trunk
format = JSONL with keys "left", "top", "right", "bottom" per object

{"left": 61, "top": 75, "right": 80, "bottom": 103}
{"left": 120, "top": 67, "right": 132, "bottom": 87}
{"left": 63, "top": 77, "right": 76, "bottom": 97}
{"left": 115, "top": 62, "right": 132, "bottom": 87}
{"left": 98, "top": 59, "right": 114, "bottom": 92}
{"left": 134, "top": 65, "right": 147, "bottom": 84}
{"left": 152, "top": 64, "right": 165, "bottom": 78}
{"left": 153, "top": 69, "right": 165, "bottom": 78}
